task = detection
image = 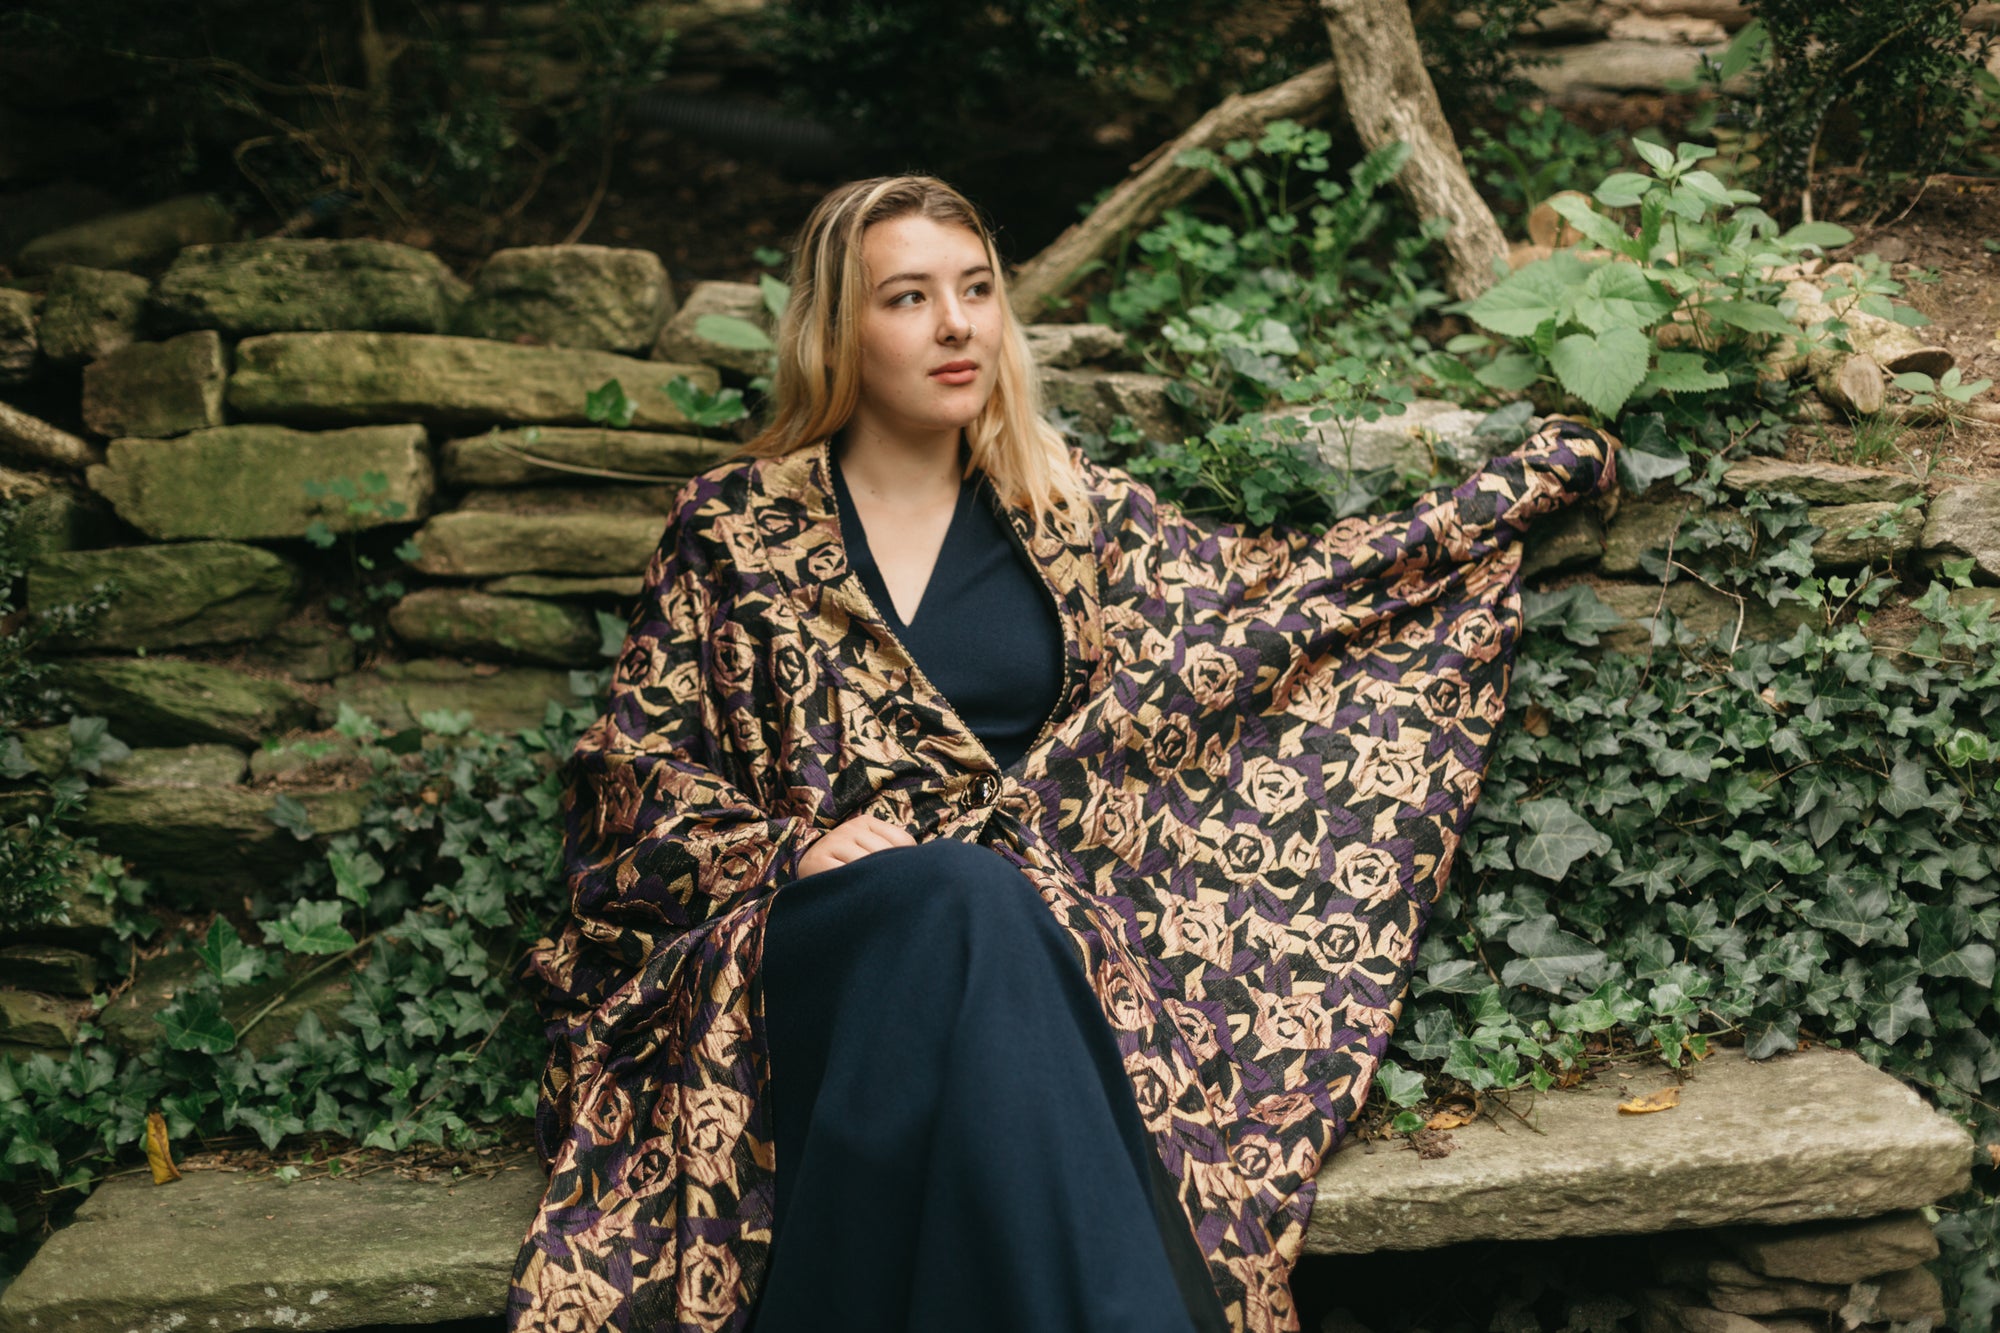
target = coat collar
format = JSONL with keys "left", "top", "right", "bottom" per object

{"left": 747, "top": 436, "right": 1107, "bottom": 751}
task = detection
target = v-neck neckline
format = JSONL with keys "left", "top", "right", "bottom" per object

{"left": 829, "top": 444, "right": 978, "bottom": 631}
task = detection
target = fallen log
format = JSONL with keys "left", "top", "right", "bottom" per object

{"left": 1006, "top": 61, "right": 1342, "bottom": 320}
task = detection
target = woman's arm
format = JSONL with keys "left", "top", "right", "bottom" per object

{"left": 1084, "top": 416, "right": 1618, "bottom": 626}
{"left": 562, "top": 484, "right": 825, "bottom": 935}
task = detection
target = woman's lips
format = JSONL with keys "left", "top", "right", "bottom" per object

{"left": 930, "top": 360, "right": 978, "bottom": 385}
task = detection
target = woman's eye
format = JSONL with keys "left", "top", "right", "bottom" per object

{"left": 890, "top": 290, "right": 922, "bottom": 307}
{"left": 968, "top": 281, "right": 992, "bottom": 298}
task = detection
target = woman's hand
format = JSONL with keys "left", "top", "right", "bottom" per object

{"left": 796, "top": 813, "right": 917, "bottom": 879}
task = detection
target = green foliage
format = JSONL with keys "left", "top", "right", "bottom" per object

{"left": 0, "top": 502, "right": 120, "bottom": 935}
{"left": 1703, "top": 2, "right": 1999, "bottom": 216}
{"left": 0, "top": 0, "right": 675, "bottom": 231}
{"left": 1448, "top": 138, "right": 1872, "bottom": 421}
{"left": 1093, "top": 122, "right": 1448, "bottom": 425}
{"left": 303, "top": 473, "right": 421, "bottom": 644}
{"left": 664, "top": 375, "right": 749, "bottom": 429}
{"left": 1462, "top": 94, "right": 1632, "bottom": 231}
{"left": 0, "top": 682, "right": 606, "bottom": 1240}
{"left": 0, "top": 500, "right": 112, "bottom": 732}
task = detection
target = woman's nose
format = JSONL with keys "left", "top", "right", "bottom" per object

{"left": 937, "top": 293, "right": 972, "bottom": 342}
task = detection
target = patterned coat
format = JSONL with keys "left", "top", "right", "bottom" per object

{"left": 506, "top": 419, "right": 1618, "bottom": 1333}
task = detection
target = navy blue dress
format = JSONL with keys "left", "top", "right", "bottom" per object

{"left": 750, "top": 448, "right": 1229, "bottom": 1333}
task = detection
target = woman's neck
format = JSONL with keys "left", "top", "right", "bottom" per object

{"left": 834, "top": 424, "right": 966, "bottom": 508}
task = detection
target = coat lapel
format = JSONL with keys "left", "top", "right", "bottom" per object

{"left": 747, "top": 437, "right": 1106, "bottom": 766}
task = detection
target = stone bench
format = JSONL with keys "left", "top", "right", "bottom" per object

{"left": 0, "top": 1046, "right": 1974, "bottom": 1333}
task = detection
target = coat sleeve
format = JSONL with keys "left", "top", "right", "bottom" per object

{"left": 560, "top": 482, "right": 824, "bottom": 936}
{"left": 1085, "top": 416, "right": 1618, "bottom": 626}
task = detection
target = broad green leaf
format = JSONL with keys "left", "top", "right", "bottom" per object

{"left": 1549, "top": 326, "right": 1650, "bottom": 418}
{"left": 1782, "top": 221, "right": 1855, "bottom": 249}
{"left": 1463, "top": 252, "right": 1593, "bottom": 336}
{"left": 1474, "top": 352, "right": 1539, "bottom": 393}
{"left": 157, "top": 994, "right": 237, "bottom": 1055}
{"left": 1513, "top": 798, "right": 1613, "bottom": 880}
{"left": 193, "top": 917, "right": 263, "bottom": 987}
{"left": 1594, "top": 172, "right": 1653, "bottom": 208}
{"left": 1705, "top": 301, "right": 1797, "bottom": 336}
{"left": 1375, "top": 1063, "right": 1427, "bottom": 1106}
{"left": 269, "top": 795, "right": 315, "bottom": 841}
{"left": 693, "top": 313, "right": 774, "bottom": 352}
{"left": 1502, "top": 915, "right": 1608, "bottom": 993}
{"left": 1572, "top": 263, "right": 1677, "bottom": 332}
{"left": 1549, "top": 195, "right": 1635, "bottom": 257}
{"left": 276, "top": 899, "right": 357, "bottom": 955}
{"left": 1640, "top": 351, "right": 1731, "bottom": 395}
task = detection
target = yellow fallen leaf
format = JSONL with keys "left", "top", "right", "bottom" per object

{"left": 1986, "top": 1144, "right": 1999, "bottom": 1170}
{"left": 145, "top": 1110, "right": 181, "bottom": 1184}
{"left": 1425, "top": 1108, "right": 1476, "bottom": 1130}
{"left": 1617, "top": 1086, "right": 1682, "bottom": 1114}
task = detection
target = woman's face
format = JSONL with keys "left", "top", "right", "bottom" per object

{"left": 848, "top": 213, "right": 998, "bottom": 445}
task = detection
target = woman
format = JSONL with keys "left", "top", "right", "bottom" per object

{"left": 505, "top": 175, "right": 1617, "bottom": 1333}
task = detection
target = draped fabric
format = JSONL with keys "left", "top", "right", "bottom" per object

{"left": 504, "top": 419, "right": 1618, "bottom": 1333}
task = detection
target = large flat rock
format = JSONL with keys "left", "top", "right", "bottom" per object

{"left": 0, "top": 1047, "right": 1975, "bottom": 1331}
{"left": 228, "top": 331, "right": 719, "bottom": 431}
{"left": 1305, "top": 1045, "right": 1973, "bottom": 1254}
{"left": 0, "top": 1157, "right": 547, "bottom": 1333}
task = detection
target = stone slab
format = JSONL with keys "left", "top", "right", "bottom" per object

{"left": 650, "top": 278, "right": 769, "bottom": 377}
{"left": 1720, "top": 459, "right": 1922, "bottom": 506}
{"left": 80, "top": 330, "right": 226, "bottom": 438}
{"left": 36, "top": 264, "right": 150, "bottom": 365}
{"left": 453, "top": 244, "right": 672, "bottom": 352}
{"left": 228, "top": 331, "right": 719, "bottom": 431}
{"left": 320, "top": 658, "right": 579, "bottom": 735}
{"left": 29, "top": 542, "right": 301, "bottom": 649}
{"left": 0, "top": 1155, "right": 548, "bottom": 1333}
{"left": 440, "top": 424, "right": 733, "bottom": 487}
{"left": 1304, "top": 1045, "right": 1973, "bottom": 1254}
{"left": 151, "top": 238, "right": 468, "bottom": 336}
{"left": 55, "top": 658, "right": 315, "bottom": 748}
{"left": 408, "top": 510, "right": 665, "bottom": 577}
{"left": 88, "top": 423, "right": 433, "bottom": 542}
{"left": 14, "top": 194, "right": 236, "bottom": 275}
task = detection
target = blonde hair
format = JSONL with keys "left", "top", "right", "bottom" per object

{"left": 743, "top": 175, "right": 1090, "bottom": 535}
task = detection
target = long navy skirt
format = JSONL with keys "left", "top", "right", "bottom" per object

{"left": 751, "top": 837, "right": 1229, "bottom": 1333}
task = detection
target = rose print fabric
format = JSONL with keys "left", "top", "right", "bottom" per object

{"left": 505, "top": 420, "right": 1618, "bottom": 1333}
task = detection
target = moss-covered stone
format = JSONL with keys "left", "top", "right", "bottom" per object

{"left": 0, "top": 945, "right": 99, "bottom": 995}
{"left": 453, "top": 244, "right": 673, "bottom": 352}
{"left": 0, "top": 465, "right": 116, "bottom": 558}
{"left": 55, "top": 658, "right": 314, "bottom": 747}
{"left": 98, "top": 946, "right": 353, "bottom": 1059}
{"left": 80, "top": 330, "right": 226, "bottom": 438}
{"left": 29, "top": 542, "right": 300, "bottom": 650}
{"left": 1, "top": 286, "right": 40, "bottom": 385}
{"left": 481, "top": 573, "right": 641, "bottom": 599}
{"left": 408, "top": 510, "right": 664, "bottom": 577}
{"left": 320, "top": 658, "right": 579, "bottom": 734}
{"left": 1808, "top": 501, "right": 1921, "bottom": 570}
{"left": 440, "top": 425, "right": 734, "bottom": 487}
{"left": 36, "top": 265, "right": 150, "bottom": 364}
{"left": 1591, "top": 579, "right": 1813, "bottom": 656}
{"left": 15, "top": 194, "right": 236, "bottom": 274}
{"left": 0, "top": 990, "right": 78, "bottom": 1048}
{"left": 228, "top": 331, "right": 719, "bottom": 430}
{"left": 1720, "top": 458, "right": 1922, "bottom": 506}
{"left": 86, "top": 423, "right": 433, "bottom": 541}
{"left": 100, "top": 744, "right": 249, "bottom": 788}
{"left": 651, "top": 279, "right": 770, "bottom": 377}
{"left": 252, "top": 620, "right": 359, "bottom": 683}
{"left": 388, "top": 588, "right": 599, "bottom": 666}
{"left": 1599, "top": 496, "right": 1740, "bottom": 577}
{"left": 1521, "top": 506, "right": 1606, "bottom": 579}
{"left": 75, "top": 785, "right": 365, "bottom": 901}
{"left": 457, "top": 484, "right": 680, "bottom": 516}
{"left": 1921, "top": 482, "right": 2000, "bottom": 582}
{"left": 150, "top": 237, "right": 469, "bottom": 335}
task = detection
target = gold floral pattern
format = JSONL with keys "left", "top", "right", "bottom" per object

{"left": 506, "top": 423, "right": 1616, "bottom": 1332}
